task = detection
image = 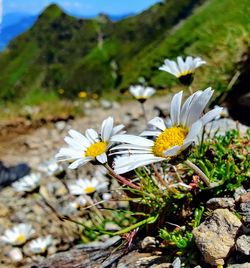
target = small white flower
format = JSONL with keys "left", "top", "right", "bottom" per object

{"left": 63, "top": 196, "right": 88, "bottom": 215}
{"left": 12, "top": 173, "right": 41, "bottom": 192}
{"left": 159, "top": 56, "right": 206, "bottom": 85}
{"left": 28, "top": 236, "right": 52, "bottom": 254}
{"left": 129, "top": 85, "right": 156, "bottom": 103}
{"left": 70, "top": 196, "right": 88, "bottom": 208}
{"left": 38, "top": 159, "right": 64, "bottom": 176}
{"left": 111, "top": 88, "right": 223, "bottom": 174}
{"left": 0, "top": 224, "right": 35, "bottom": 246}
{"left": 69, "top": 178, "right": 107, "bottom": 195}
{"left": 56, "top": 117, "right": 125, "bottom": 169}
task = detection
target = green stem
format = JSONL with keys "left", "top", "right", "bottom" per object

{"left": 63, "top": 214, "right": 159, "bottom": 236}
{"left": 185, "top": 159, "right": 210, "bottom": 187}
{"left": 140, "top": 102, "right": 148, "bottom": 124}
{"left": 188, "top": 85, "right": 193, "bottom": 94}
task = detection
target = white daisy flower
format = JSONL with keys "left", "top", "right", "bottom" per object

{"left": 0, "top": 224, "right": 35, "bottom": 246}
{"left": 69, "top": 178, "right": 107, "bottom": 195}
{"left": 159, "top": 56, "right": 206, "bottom": 85}
{"left": 111, "top": 88, "right": 223, "bottom": 174}
{"left": 38, "top": 159, "right": 64, "bottom": 176}
{"left": 28, "top": 236, "right": 52, "bottom": 254}
{"left": 129, "top": 85, "right": 156, "bottom": 103}
{"left": 12, "top": 173, "right": 41, "bottom": 192}
{"left": 70, "top": 196, "right": 88, "bottom": 208}
{"left": 55, "top": 117, "right": 125, "bottom": 169}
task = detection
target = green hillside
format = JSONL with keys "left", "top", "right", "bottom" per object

{"left": 0, "top": 0, "right": 249, "bottom": 105}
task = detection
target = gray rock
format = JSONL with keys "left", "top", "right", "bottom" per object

{"left": 172, "top": 257, "right": 181, "bottom": 268}
{"left": 236, "top": 235, "right": 250, "bottom": 255}
{"left": 193, "top": 209, "right": 242, "bottom": 266}
{"left": 140, "top": 236, "right": 158, "bottom": 249}
{"left": 206, "top": 197, "right": 235, "bottom": 210}
{"left": 240, "top": 202, "right": 250, "bottom": 226}
{"left": 234, "top": 187, "right": 247, "bottom": 202}
{"left": 205, "top": 118, "right": 248, "bottom": 138}
{"left": 227, "top": 264, "right": 250, "bottom": 268}
{"left": 55, "top": 121, "right": 66, "bottom": 132}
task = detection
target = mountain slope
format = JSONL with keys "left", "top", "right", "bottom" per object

{"left": 0, "top": 15, "right": 37, "bottom": 50}
{"left": 122, "top": 0, "right": 250, "bottom": 95}
{"left": 0, "top": 0, "right": 249, "bottom": 104}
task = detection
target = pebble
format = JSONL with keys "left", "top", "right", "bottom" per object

{"left": 141, "top": 236, "right": 158, "bottom": 249}
{"left": 8, "top": 248, "right": 23, "bottom": 262}
{"left": 206, "top": 197, "right": 235, "bottom": 210}
{"left": 193, "top": 209, "right": 242, "bottom": 266}
{"left": 236, "top": 235, "right": 250, "bottom": 255}
{"left": 234, "top": 187, "right": 247, "bottom": 202}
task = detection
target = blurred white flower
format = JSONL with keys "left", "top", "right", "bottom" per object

{"left": 129, "top": 85, "right": 156, "bottom": 103}
{"left": 0, "top": 224, "right": 35, "bottom": 246}
{"left": 38, "top": 158, "right": 64, "bottom": 176}
{"left": 62, "top": 196, "right": 88, "bottom": 215}
{"left": 12, "top": 173, "right": 41, "bottom": 192}
{"left": 69, "top": 178, "right": 107, "bottom": 195}
{"left": 70, "top": 196, "right": 88, "bottom": 208}
{"left": 28, "top": 236, "right": 53, "bottom": 254}
{"left": 56, "top": 117, "right": 125, "bottom": 169}
{"left": 102, "top": 193, "right": 112, "bottom": 200}
{"left": 159, "top": 56, "right": 206, "bottom": 85}
{"left": 111, "top": 88, "right": 222, "bottom": 174}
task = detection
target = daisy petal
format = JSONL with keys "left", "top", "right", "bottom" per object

{"left": 148, "top": 117, "right": 166, "bottom": 131}
{"left": 200, "top": 107, "right": 223, "bottom": 125}
{"left": 68, "top": 158, "right": 92, "bottom": 169}
{"left": 114, "top": 154, "right": 164, "bottom": 174}
{"left": 186, "top": 87, "right": 213, "bottom": 127}
{"left": 68, "top": 129, "right": 91, "bottom": 147}
{"left": 184, "top": 120, "right": 203, "bottom": 143}
{"left": 111, "top": 135, "right": 154, "bottom": 147}
{"left": 96, "top": 153, "right": 107, "bottom": 164}
{"left": 101, "top": 117, "right": 114, "bottom": 141}
{"left": 170, "top": 91, "right": 183, "bottom": 125}
{"left": 85, "top": 129, "right": 99, "bottom": 143}
{"left": 140, "top": 130, "right": 161, "bottom": 137}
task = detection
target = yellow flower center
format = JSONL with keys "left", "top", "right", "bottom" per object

{"left": 84, "top": 186, "right": 96, "bottom": 194}
{"left": 153, "top": 126, "right": 188, "bottom": 157}
{"left": 178, "top": 70, "right": 192, "bottom": 77}
{"left": 85, "top": 142, "right": 107, "bottom": 158}
{"left": 16, "top": 234, "right": 26, "bottom": 245}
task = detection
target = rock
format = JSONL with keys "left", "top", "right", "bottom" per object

{"left": 236, "top": 235, "right": 250, "bottom": 255}
{"left": 240, "top": 193, "right": 250, "bottom": 203}
{"left": 172, "top": 257, "right": 181, "bottom": 268}
{"left": 193, "top": 209, "right": 242, "bottom": 266}
{"left": 117, "top": 251, "right": 169, "bottom": 268}
{"left": 0, "top": 202, "right": 9, "bottom": 217}
{"left": 234, "top": 187, "right": 247, "bottom": 202}
{"left": 140, "top": 236, "right": 158, "bottom": 249}
{"left": 104, "top": 222, "right": 121, "bottom": 232}
{"left": 227, "top": 264, "right": 250, "bottom": 268}
{"left": 55, "top": 121, "right": 67, "bottom": 132}
{"left": 8, "top": 247, "right": 23, "bottom": 262}
{"left": 205, "top": 118, "right": 248, "bottom": 137}
{"left": 240, "top": 202, "right": 250, "bottom": 227}
{"left": 100, "top": 99, "right": 112, "bottom": 109}
{"left": 206, "top": 197, "right": 235, "bottom": 210}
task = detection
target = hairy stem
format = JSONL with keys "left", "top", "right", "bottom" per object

{"left": 185, "top": 159, "right": 210, "bottom": 187}
{"left": 105, "top": 164, "right": 141, "bottom": 190}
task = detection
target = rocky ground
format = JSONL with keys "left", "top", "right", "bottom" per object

{"left": 0, "top": 95, "right": 249, "bottom": 268}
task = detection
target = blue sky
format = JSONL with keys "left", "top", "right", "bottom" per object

{"left": 3, "top": 0, "right": 160, "bottom": 15}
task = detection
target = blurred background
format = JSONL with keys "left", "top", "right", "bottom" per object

{"left": 0, "top": 0, "right": 249, "bottom": 125}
